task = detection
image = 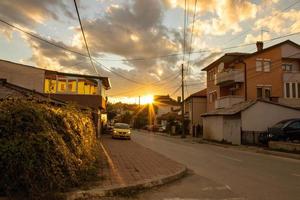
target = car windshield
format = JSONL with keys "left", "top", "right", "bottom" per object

{"left": 114, "top": 123, "right": 130, "bottom": 129}
{"left": 272, "top": 120, "right": 290, "bottom": 128}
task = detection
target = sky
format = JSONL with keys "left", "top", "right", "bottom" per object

{"left": 0, "top": 0, "right": 300, "bottom": 103}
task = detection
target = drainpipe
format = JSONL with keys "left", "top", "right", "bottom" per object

{"left": 240, "top": 60, "right": 247, "bottom": 101}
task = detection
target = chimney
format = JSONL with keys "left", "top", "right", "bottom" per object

{"left": 177, "top": 96, "right": 181, "bottom": 103}
{"left": 256, "top": 41, "right": 263, "bottom": 52}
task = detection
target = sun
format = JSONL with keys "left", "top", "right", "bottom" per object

{"left": 140, "top": 95, "right": 154, "bottom": 104}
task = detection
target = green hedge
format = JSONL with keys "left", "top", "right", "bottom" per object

{"left": 0, "top": 99, "right": 100, "bottom": 199}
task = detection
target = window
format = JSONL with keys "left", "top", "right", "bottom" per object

{"left": 265, "top": 88, "right": 271, "bottom": 98}
{"left": 285, "top": 83, "right": 290, "bottom": 98}
{"left": 257, "top": 86, "right": 271, "bottom": 99}
{"left": 288, "top": 121, "right": 300, "bottom": 129}
{"left": 256, "top": 58, "right": 271, "bottom": 72}
{"left": 285, "top": 82, "right": 300, "bottom": 99}
{"left": 256, "top": 59, "right": 262, "bottom": 71}
{"left": 292, "top": 83, "right": 297, "bottom": 98}
{"left": 264, "top": 60, "right": 271, "bottom": 72}
{"left": 257, "top": 87, "right": 262, "bottom": 98}
{"left": 208, "top": 91, "right": 217, "bottom": 103}
{"left": 298, "top": 83, "right": 300, "bottom": 98}
{"left": 282, "top": 63, "right": 292, "bottom": 72}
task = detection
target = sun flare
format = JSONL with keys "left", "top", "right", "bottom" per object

{"left": 140, "top": 95, "right": 154, "bottom": 105}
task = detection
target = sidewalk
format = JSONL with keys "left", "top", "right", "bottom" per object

{"left": 67, "top": 134, "right": 186, "bottom": 199}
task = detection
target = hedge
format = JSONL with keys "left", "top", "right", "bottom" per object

{"left": 0, "top": 99, "right": 100, "bottom": 199}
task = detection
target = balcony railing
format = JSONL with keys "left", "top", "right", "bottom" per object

{"left": 215, "top": 95, "right": 244, "bottom": 109}
{"left": 215, "top": 69, "right": 244, "bottom": 85}
{"left": 283, "top": 71, "right": 300, "bottom": 82}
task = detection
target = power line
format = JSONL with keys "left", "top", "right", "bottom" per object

{"left": 221, "top": 0, "right": 300, "bottom": 46}
{"left": 1, "top": 16, "right": 300, "bottom": 87}
{"left": 0, "top": 18, "right": 87, "bottom": 57}
{"left": 182, "top": 0, "right": 187, "bottom": 62}
{"left": 73, "top": 0, "right": 98, "bottom": 75}
{"left": 186, "top": 0, "right": 198, "bottom": 70}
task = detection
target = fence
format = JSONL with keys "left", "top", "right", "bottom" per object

{"left": 241, "top": 131, "right": 266, "bottom": 145}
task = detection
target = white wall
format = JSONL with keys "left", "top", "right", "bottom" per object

{"left": 223, "top": 116, "right": 241, "bottom": 145}
{"left": 241, "top": 101, "right": 300, "bottom": 132}
{"left": 203, "top": 116, "right": 224, "bottom": 141}
{"left": 0, "top": 60, "right": 45, "bottom": 92}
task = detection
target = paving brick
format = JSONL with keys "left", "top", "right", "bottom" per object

{"left": 98, "top": 135, "right": 184, "bottom": 189}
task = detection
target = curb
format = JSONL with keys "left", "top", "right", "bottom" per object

{"left": 200, "top": 139, "right": 300, "bottom": 160}
{"left": 66, "top": 166, "right": 187, "bottom": 200}
{"left": 256, "top": 149, "right": 300, "bottom": 160}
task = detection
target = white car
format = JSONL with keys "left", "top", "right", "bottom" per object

{"left": 112, "top": 123, "right": 131, "bottom": 139}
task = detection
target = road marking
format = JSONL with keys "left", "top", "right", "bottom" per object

{"left": 216, "top": 154, "right": 242, "bottom": 162}
{"left": 292, "top": 173, "right": 300, "bottom": 177}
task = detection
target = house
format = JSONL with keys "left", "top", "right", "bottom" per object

{"left": 184, "top": 88, "right": 207, "bottom": 136}
{"left": 202, "top": 100, "right": 300, "bottom": 145}
{"left": 0, "top": 78, "right": 63, "bottom": 105}
{"left": 202, "top": 40, "right": 300, "bottom": 112}
{"left": 153, "top": 95, "right": 181, "bottom": 128}
{"left": 201, "top": 40, "right": 300, "bottom": 144}
{"left": 0, "top": 59, "right": 111, "bottom": 137}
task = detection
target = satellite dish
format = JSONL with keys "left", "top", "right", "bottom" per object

{"left": 218, "top": 62, "right": 224, "bottom": 72}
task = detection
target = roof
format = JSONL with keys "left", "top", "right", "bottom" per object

{"left": 0, "top": 59, "right": 111, "bottom": 89}
{"left": 201, "top": 53, "right": 249, "bottom": 71}
{"left": 201, "top": 99, "right": 300, "bottom": 117}
{"left": 0, "top": 79, "right": 64, "bottom": 105}
{"left": 186, "top": 88, "right": 207, "bottom": 100}
{"left": 201, "top": 40, "right": 300, "bottom": 72}
{"left": 154, "top": 95, "right": 180, "bottom": 106}
{"left": 243, "top": 40, "right": 300, "bottom": 60}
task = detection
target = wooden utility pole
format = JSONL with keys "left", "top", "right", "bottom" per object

{"left": 181, "top": 63, "right": 186, "bottom": 138}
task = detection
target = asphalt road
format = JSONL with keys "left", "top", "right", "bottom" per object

{"left": 129, "top": 130, "right": 300, "bottom": 200}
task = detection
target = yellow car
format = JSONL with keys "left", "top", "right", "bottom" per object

{"left": 112, "top": 123, "right": 131, "bottom": 139}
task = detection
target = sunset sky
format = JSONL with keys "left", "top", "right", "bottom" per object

{"left": 0, "top": 0, "right": 300, "bottom": 103}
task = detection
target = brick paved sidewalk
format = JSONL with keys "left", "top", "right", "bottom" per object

{"left": 97, "top": 134, "right": 185, "bottom": 189}
{"left": 67, "top": 134, "right": 186, "bottom": 199}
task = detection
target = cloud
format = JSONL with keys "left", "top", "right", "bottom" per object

{"left": 254, "top": 9, "right": 300, "bottom": 34}
{"left": 11, "top": 0, "right": 182, "bottom": 97}
{"left": 165, "top": 0, "right": 258, "bottom": 36}
{"left": 0, "top": 0, "right": 74, "bottom": 27}
{"left": 244, "top": 32, "right": 271, "bottom": 44}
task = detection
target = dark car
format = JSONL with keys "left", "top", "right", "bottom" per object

{"left": 262, "top": 119, "right": 300, "bottom": 143}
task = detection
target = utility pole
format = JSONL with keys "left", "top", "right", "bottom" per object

{"left": 181, "top": 63, "right": 186, "bottom": 138}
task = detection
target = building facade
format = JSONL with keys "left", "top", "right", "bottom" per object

{"left": 203, "top": 40, "right": 300, "bottom": 112}
{"left": 201, "top": 40, "right": 300, "bottom": 144}
{"left": 184, "top": 89, "right": 207, "bottom": 136}
{"left": 0, "top": 59, "right": 111, "bottom": 136}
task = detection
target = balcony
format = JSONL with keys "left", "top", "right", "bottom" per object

{"left": 283, "top": 71, "right": 300, "bottom": 82}
{"left": 215, "top": 69, "right": 244, "bottom": 85}
{"left": 215, "top": 95, "right": 245, "bottom": 109}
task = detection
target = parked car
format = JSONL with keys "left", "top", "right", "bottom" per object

{"left": 112, "top": 123, "right": 131, "bottom": 139}
{"left": 158, "top": 125, "right": 166, "bottom": 132}
{"left": 260, "top": 119, "right": 300, "bottom": 143}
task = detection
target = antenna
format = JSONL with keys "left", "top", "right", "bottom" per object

{"left": 260, "top": 28, "right": 269, "bottom": 42}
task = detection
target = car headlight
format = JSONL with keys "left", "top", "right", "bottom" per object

{"left": 268, "top": 133, "right": 273, "bottom": 137}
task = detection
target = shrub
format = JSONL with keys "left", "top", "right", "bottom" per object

{"left": 0, "top": 99, "right": 100, "bottom": 199}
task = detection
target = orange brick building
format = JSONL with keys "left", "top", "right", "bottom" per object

{"left": 202, "top": 40, "right": 300, "bottom": 112}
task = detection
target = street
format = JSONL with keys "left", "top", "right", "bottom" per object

{"left": 129, "top": 130, "right": 300, "bottom": 200}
